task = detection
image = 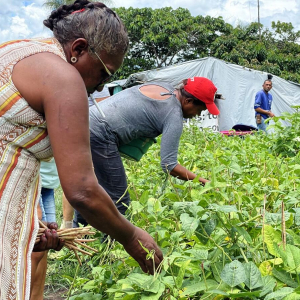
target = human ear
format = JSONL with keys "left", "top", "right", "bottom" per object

{"left": 70, "top": 38, "right": 89, "bottom": 58}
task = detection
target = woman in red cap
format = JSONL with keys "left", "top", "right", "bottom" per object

{"left": 63, "top": 77, "right": 220, "bottom": 227}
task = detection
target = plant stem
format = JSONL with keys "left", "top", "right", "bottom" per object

{"left": 66, "top": 264, "right": 80, "bottom": 300}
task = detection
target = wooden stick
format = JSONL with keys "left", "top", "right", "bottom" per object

{"left": 65, "top": 242, "right": 93, "bottom": 256}
{"left": 36, "top": 222, "right": 97, "bottom": 258}
{"left": 57, "top": 226, "right": 93, "bottom": 233}
{"left": 75, "top": 239, "right": 97, "bottom": 243}
{"left": 58, "top": 233, "right": 81, "bottom": 238}
{"left": 39, "top": 220, "right": 48, "bottom": 229}
{"left": 74, "top": 240, "right": 98, "bottom": 253}
{"left": 71, "top": 248, "right": 82, "bottom": 266}
{"left": 281, "top": 201, "right": 286, "bottom": 251}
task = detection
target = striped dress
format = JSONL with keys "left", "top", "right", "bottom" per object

{"left": 0, "top": 38, "right": 66, "bottom": 300}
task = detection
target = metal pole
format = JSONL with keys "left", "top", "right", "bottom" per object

{"left": 258, "top": 0, "right": 261, "bottom": 39}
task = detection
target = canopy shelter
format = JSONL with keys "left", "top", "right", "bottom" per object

{"left": 108, "top": 57, "right": 300, "bottom": 131}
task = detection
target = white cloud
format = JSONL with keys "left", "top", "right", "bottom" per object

{"left": 0, "top": 0, "right": 51, "bottom": 43}
{"left": 10, "top": 16, "right": 32, "bottom": 38}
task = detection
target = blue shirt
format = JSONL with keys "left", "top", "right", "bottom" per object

{"left": 254, "top": 90, "right": 273, "bottom": 119}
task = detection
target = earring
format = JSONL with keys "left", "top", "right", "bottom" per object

{"left": 71, "top": 57, "right": 77, "bottom": 63}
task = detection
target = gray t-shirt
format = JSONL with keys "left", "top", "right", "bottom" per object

{"left": 89, "top": 82, "right": 183, "bottom": 172}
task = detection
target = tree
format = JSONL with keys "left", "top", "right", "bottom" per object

{"left": 209, "top": 21, "right": 300, "bottom": 83}
{"left": 271, "top": 21, "right": 300, "bottom": 44}
{"left": 43, "top": 3, "right": 300, "bottom": 83}
{"left": 114, "top": 7, "right": 231, "bottom": 76}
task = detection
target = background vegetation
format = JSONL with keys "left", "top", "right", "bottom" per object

{"left": 114, "top": 7, "right": 300, "bottom": 83}
{"left": 44, "top": 0, "right": 300, "bottom": 83}
{"left": 42, "top": 2, "right": 300, "bottom": 299}
{"left": 45, "top": 110, "right": 300, "bottom": 299}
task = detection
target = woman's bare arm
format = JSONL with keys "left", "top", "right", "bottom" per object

{"left": 170, "top": 164, "right": 209, "bottom": 184}
{"left": 12, "top": 52, "right": 162, "bottom": 273}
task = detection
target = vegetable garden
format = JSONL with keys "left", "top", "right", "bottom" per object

{"left": 46, "top": 109, "right": 300, "bottom": 300}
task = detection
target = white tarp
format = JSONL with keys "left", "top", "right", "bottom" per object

{"left": 123, "top": 57, "right": 300, "bottom": 131}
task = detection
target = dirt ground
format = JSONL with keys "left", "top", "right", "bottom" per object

{"left": 44, "top": 287, "right": 68, "bottom": 300}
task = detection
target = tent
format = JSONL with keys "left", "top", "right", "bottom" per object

{"left": 108, "top": 57, "right": 300, "bottom": 131}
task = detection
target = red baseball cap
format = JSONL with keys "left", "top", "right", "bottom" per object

{"left": 184, "top": 77, "right": 220, "bottom": 115}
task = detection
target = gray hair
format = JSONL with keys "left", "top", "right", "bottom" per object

{"left": 43, "top": 0, "right": 129, "bottom": 57}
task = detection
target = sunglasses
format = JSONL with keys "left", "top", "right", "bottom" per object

{"left": 93, "top": 51, "right": 114, "bottom": 89}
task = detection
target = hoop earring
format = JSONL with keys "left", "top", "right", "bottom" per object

{"left": 71, "top": 57, "right": 77, "bottom": 63}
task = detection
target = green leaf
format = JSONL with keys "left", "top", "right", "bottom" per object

{"left": 216, "top": 204, "right": 238, "bottom": 213}
{"left": 70, "top": 293, "right": 103, "bottom": 300}
{"left": 126, "top": 273, "right": 157, "bottom": 292}
{"left": 180, "top": 213, "right": 199, "bottom": 238}
{"left": 283, "top": 293, "right": 300, "bottom": 300}
{"left": 170, "top": 231, "right": 184, "bottom": 243}
{"left": 229, "top": 291, "right": 261, "bottom": 298}
{"left": 244, "top": 262, "right": 263, "bottom": 290}
{"left": 234, "top": 226, "right": 253, "bottom": 244}
{"left": 265, "top": 287, "right": 294, "bottom": 300}
{"left": 204, "top": 289, "right": 229, "bottom": 296}
{"left": 284, "top": 244, "right": 300, "bottom": 272}
{"left": 272, "top": 268, "right": 298, "bottom": 288}
{"left": 264, "top": 224, "right": 282, "bottom": 256}
{"left": 204, "top": 218, "right": 217, "bottom": 236}
{"left": 82, "top": 280, "right": 97, "bottom": 291}
{"left": 140, "top": 282, "right": 165, "bottom": 300}
{"left": 173, "top": 201, "right": 200, "bottom": 216}
{"left": 196, "top": 218, "right": 217, "bottom": 245}
{"left": 185, "top": 249, "right": 208, "bottom": 260}
{"left": 260, "top": 275, "right": 277, "bottom": 297}
{"left": 211, "top": 262, "right": 223, "bottom": 283}
{"left": 175, "top": 260, "right": 191, "bottom": 288}
{"left": 184, "top": 143, "right": 195, "bottom": 150}
{"left": 220, "top": 260, "right": 246, "bottom": 287}
{"left": 229, "top": 161, "right": 242, "bottom": 174}
{"left": 181, "top": 279, "right": 218, "bottom": 296}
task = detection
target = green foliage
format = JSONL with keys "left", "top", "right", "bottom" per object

{"left": 111, "top": 6, "right": 300, "bottom": 83}
{"left": 268, "top": 107, "right": 300, "bottom": 157}
{"left": 41, "top": 3, "right": 300, "bottom": 83}
{"left": 48, "top": 116, "right": 300, "bottom": 299}
{"left": 114, "top": 7, "right": 230, "bottom": 76}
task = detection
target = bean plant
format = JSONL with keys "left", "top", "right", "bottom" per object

{"left": 47, "top": 110, "right": 300, "bottom": 300}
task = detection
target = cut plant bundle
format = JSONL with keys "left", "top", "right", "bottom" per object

{"left": 36, "top": 220, "right": 98, "bottom": 265}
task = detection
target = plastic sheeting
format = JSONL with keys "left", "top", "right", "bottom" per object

{"left": 122, "top": 57, "right": 300, "bottom": 131}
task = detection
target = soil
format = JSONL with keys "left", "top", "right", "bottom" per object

{"left": 44, "top": 287, "right": 68, "bottom": 300}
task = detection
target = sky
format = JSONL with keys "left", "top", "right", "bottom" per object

{"left": 0, "top": 0, "right": 299, "bottom": 44}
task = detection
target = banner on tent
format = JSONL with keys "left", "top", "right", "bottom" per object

{"left": 185, "top": 110, "right": 219, "bottom": 132}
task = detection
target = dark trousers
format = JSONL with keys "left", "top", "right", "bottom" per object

{"left": 73, "top": 131, "right": 130, "bottom": 227}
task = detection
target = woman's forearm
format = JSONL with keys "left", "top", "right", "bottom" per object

{"left": 170, "top": 163, "right": 208, "bottom": 184}
{"left": 63, "top": 180, "right": 136, "bottom": 244}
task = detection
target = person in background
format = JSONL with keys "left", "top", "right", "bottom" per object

{"left": 31, "top": 160, "right": 60, "bottom": 299}
{"left": 39, "top": 159, "right": 60, "bottom": 223}
{"left": 0, "top": 1, "right": 162, "bottom": 299}
{"left": 61, "top": 77, "right": 220, "bottom": 228}
{"left": 254, "top": 79, "right": 275, "bottom": 132}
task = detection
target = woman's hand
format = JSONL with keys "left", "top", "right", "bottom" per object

{"left": 199, "top": 177, "right": 210, "bottom": 185}
{"left": 33, "top": 222, "right": 65, "bottom": 252}
{"left": 122, "top": 226, "right": 163, "bottom": 275}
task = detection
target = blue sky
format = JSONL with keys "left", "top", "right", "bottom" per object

{"left": 0, "top": 0, "right": 299, "bottom": 44}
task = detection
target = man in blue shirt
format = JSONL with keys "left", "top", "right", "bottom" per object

{"left": 254, "top": 80, "right": 275, "bottom": 132}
